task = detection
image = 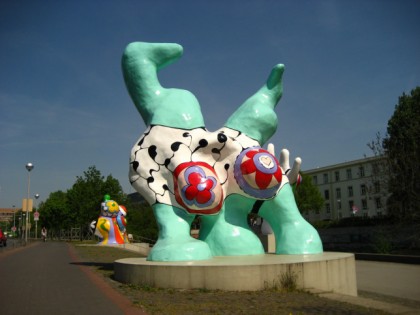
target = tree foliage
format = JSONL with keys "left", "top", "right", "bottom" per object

{"left": 294, "top": 173, "right": 324, "bottom": 213}
{"left": 126, "top": 202, "right": 158, "bottom": 242}
{"left": 38, "top": 166, "right": 129, "bottom": 236}
{"left": 39, "top": 190, "right": 71, "bottom": 230}
{"left": 382, "top": 87, "right": 420, "bottom": 221}
{"left": 366, "top": 133, "right": 391, "bottom": 209}
{"left": 66, "top": 166, "right": 128, "bottom": 229}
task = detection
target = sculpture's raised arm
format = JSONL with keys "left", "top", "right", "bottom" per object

{"left": 122, "top": 42, "right": 205, "bottom": 129}
{"left": 225, "top": 64, "right": 284, "bottom": 145}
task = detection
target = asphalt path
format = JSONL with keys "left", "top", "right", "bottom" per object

{"left": 356, "top": 260, "right": 420, "bottom": 302}
{"left": 0, "top": 240, "right": 140, "bottom": 315}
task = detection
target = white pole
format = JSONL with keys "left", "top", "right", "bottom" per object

{"left": 25, "top": 163, "right": 34, "bottom": 243}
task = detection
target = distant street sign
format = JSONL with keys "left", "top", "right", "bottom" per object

{"left": 34, "top": 211, "right": 40, "bottom": 221}
{"left": 22, "top": 198, "right": 33, "bottom": 212}
{"left": 12, "top": 226, "right": 17, "bottom": 232}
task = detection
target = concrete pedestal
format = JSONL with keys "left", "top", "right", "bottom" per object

{"left": 114, "top": 252, "right": 357, "bottom": 296}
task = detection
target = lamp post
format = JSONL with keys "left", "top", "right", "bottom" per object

{"left": 25, "top": 162, "right": 34, "bottom": 243}
{"left": 34, "top": 194, "right": 40, "bottom": 239}
{"left": 12, "top": 205, "right": 16, "bottom": 237}
{"left": 21, "top": 213, "right": 25, "bottom": 239}
{"left": 19, "top": 214, "right": 22, "bottom": 238}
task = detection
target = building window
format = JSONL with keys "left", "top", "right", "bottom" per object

{"left": 313, "top": 175, "right": 318, "bottom": 185}
{"left": 335, "top": 171, "right": 340, "bottom": 182}
{"left": 325, "top": 203, "right": 330, "bottom": 213}
{"left": 336, "top": 188, "right": 341, "bottom": 198}
{"left": 348, "top": 186, "right": 353, "bottom": 197}
{"left": 359, "top": 166, "right": 365, "bottom": 177}
{"left": 349, "top": 200, "right": 354, "bottom": 212}
{"left": 337, "top": 201, "right": 342, "bottom": 210}
{"left": 374, "top": 181, "right": 380, "bottom": 193}
{"left": 362, "top": 199, "right": 367, "bottom": 210}
{"left": 375, "top": 197, "right": 382, "bottom": 209}
{"left": 323, "top": 173, "right": 328, "bottom": 184}
{"left": 372, "top": 163, "right": 379, "bottom": 175}
{"left": 361, "top": 184, "right": 367, "bottom": 196}
{"left": 324, "top": 190, "right": 330, "bottom": 200}
{"left": 346, "top": 168, "right": 352, "bottom": 179}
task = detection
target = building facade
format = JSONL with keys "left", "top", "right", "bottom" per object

{"left": 303, "top": 156, "right": 389, "bottom": 222}
{"left": 0, "top": 208, "right": 20, "bottom": 233}
{"left": 0, "top": 208, "right": 19, "bottom": 223}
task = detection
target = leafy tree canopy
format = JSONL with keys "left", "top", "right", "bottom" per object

{"left": 383, "top": 87, "right": 420, "bottom": 221}
{"left": 38, "top": 166, "right": 129, "bottom": 236}
{"left": 294, "top": 173, "right": 324, "bottom": 213}
{"left": 126, "top": 202, "right": 158, "bottom": 242}
{"left": 39, "top": 190, "right": 70, "bottom": 230}
{"left": 66, "top": 166, "right": 126, "bottom": 228}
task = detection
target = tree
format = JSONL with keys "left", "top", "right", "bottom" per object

{"left": 294, "top": 173, "right": 324, "bottom": 214}
{"left": 37, "top": 166, "right": 160, "bottom": 241}
{"left": 66, "top": 166, "right": 128, "bottom": 235}
{"left": 365, "top": 133, "right": 391, "bottom": 213}
{"left": 382, "top": 87, "right": 420, "bottom": 221}
{"left": 126, "top": 202, "right": 158, "bottom": 242}
{"left": 38, "top": 190, "right": 71, "bottom": 233}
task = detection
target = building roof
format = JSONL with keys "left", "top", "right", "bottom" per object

{"left": 0, "top": 208, "right": 20, "bottom": 222}
{"left": 303, "top": 155, "right": 385, "bottom": 174}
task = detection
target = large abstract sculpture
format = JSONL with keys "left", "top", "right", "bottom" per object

{"left": 123, "top": 42, "right": 323, "bottom": 261}
{"left": 94, "top": 195, "right": 129, "bottom": 245}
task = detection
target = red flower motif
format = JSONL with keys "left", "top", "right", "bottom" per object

{"left": 173, "top": 162, "right": 223, "bottom": 215}
{"left": 240, "top": 149, "right": 281, "bottom": 190}
{"left": 184, "top": 171, "right": 213, "bottom": 204}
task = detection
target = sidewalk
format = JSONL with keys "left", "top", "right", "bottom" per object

{"left": 356, "top": 260, "right": 420, "bottom": 302}
{"left": 0, "top": 241, "right": 142, "bottom": 315}
{"left": 309, "top": 259, "right": 420, "bottom": 314}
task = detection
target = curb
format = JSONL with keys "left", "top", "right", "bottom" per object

{"left": 355, "top": 253, "right": 420, "bottom": 265}
{"left": 309, "top": 290, "right": 420, "bottom": 315}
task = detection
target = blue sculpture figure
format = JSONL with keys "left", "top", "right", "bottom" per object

{"left": 122, "top": 42, "right": 323, "bottom": 261}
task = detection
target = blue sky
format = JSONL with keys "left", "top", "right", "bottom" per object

{"left": 1, "top": 0, "right": 419, "bottom": 208}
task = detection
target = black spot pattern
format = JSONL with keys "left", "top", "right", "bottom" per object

{"left": 130, "top": 126, "right": 259, "bottom": 205}
{"left": 148, "top": 146, "right": 158, "bottom": 160}
{"left": 132, "top": 161, "right": 139, "bottom": 171}
{"left": 217, "top": 133, "right": 227, "bottom": 143}
{"left": 171, "top": 142, "right": 182, "bottom": 152}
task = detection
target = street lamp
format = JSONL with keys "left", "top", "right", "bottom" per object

{"left": 25, "top": 162, "right": 34, "bottom": 243}
{"left": 12, "top": 205, "right": 16, "bottom": 237}
{"left": 34, "top": 194, "right": 40, "bottom": 239}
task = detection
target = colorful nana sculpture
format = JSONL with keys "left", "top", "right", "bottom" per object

{"left": 94, "top": 195, "right": 129, "bottom": 245}
{"left": 122, "top": 42, "right": 323, "bottom": 261}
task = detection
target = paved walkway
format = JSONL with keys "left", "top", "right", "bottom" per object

{"left": 0, "top": 241, "right": 141, "bottom": 315}
{"left": 311, "top": 260, "right": 420, "bottom": 314}
{"left": 356, "top": 260, "right": 420, "bottom": 302}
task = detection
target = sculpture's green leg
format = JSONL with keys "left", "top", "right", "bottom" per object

{"left": 259, "top": 184, "right": 323, "bottom": 254}
{"left": 200, "top": 196, "right": 264, "bottom": 256}
{"left": 147, "top": 204, "right": 212, "bottom": 261}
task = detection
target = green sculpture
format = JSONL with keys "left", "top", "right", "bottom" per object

{"left": 122, "top": 42, "right": 322, "bottom": 261}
